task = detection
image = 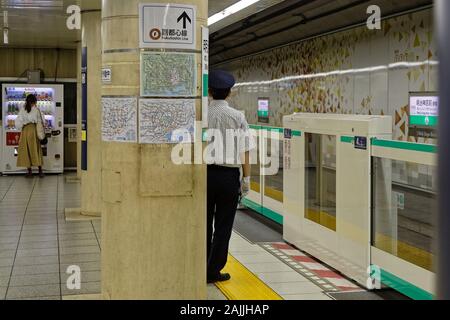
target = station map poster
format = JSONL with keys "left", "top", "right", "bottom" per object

{"left": 139, "top": 99, "right": 195, "bottom": 144}
{"left": 102, "top": 97, "right": 138, "bottom": 143}
{"left": 140, "top": 52, "right": 196, "bottom": 97}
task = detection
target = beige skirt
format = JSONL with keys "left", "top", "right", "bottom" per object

{"left": 17, "top": 123, "right": 43, "bottom": 168}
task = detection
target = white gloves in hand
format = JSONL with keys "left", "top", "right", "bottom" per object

{"left": 241, "top": 176, "right": 251, "bottom": 198}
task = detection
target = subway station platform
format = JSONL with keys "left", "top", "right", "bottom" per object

{"left": 1, "top": 0, "right": 448, "bottom": 304}
{"left": 0, "top": 174, "right": 408, "bottom": 300}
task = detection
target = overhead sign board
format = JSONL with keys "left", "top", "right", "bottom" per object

{"left": 258, "top": 98, "right": 269, "bottom": 123}
{"left": 409, "top": 93, "right": 439, "bottom": 128}
{"left": 139, "top": 3, "right": 196, "bottom": 49}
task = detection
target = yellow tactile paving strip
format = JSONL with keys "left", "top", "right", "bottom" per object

{"left": 374, "top": 234, "right": 433, "bottom": 271}
{"left": 264, "top": 187, "right": 283, "bottom": 202}
{"left": 250, "top": 181, "right": 261, "bottom": 193}
{"left": 215, "top": 255, "right": 283, "bottom": 300}
{"left": 251, "top": 182, "right": 283, "bottom": 202}
{"left": 305, "top": 208, "right": 337, "bottom": 231}
{"left": 246, "top": 186, "right": 433, "bottom": 271}
{"left": 306, "top": 208, "right": 433, "bottom": 271}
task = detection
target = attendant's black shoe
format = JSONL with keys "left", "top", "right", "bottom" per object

{"left": 207, "top": 273, "right": 231, "bottom": 284}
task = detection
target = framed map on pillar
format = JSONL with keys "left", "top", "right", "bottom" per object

{"left": 140, "top": 52, "right": 197, "bottom": 97}
{"left": 138, "top": 98, "right": 196, "bottom": 144}
{"left": 102, "top": 97, "right": 138, "bottom": 143}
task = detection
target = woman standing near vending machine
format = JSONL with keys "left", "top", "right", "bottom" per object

{"left": 15, "top": 94, "right": 45, "bottom": 178}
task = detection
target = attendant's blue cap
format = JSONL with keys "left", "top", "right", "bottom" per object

{"left": 209, "top": 70, "right": 235, "bottom": 89}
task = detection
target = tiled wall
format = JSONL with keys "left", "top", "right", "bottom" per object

{"left": 0, "top": 48, "right": 77, "bottom": 79}
{"left": 222, "top": 8, "right": 437, "bottom": 144}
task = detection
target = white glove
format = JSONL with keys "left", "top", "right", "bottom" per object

{"left": 241, "top": 176, "right": 251, "bottom": 198}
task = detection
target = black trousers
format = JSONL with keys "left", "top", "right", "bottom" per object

{"left": 207, "top": 165, "right": 240, "bottom": 278}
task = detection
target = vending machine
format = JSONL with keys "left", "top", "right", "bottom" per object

{"left": 2, "top": 84, "right": 64, "bottom": 174}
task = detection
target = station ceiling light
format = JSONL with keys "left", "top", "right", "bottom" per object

{"left": 0, "top": 0, "right": 63, "bottom": 10}
{"left": 3, "top": 11, "right": 8, "bottom": 44}
{"left": 208, "top": 0, "right": 263, "bottom": 26}
{"left": 234, "top": 61, "right": 439, "bottom": 87}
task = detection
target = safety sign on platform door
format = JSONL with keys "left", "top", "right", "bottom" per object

{"left": 139, "top": 3, "right": 196, "bottom": 49}
{"left": 201, "top": 26, "right": 209, "bottom": 128}
{"left": 284, "top": 140, "right": 292, "bottom": 170}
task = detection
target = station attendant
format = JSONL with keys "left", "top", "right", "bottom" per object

{"left": 16, "top": 94, "right": 45, "bottom": 178}
{"left": 207, "top": 70, "right": 256, "bottom": 283}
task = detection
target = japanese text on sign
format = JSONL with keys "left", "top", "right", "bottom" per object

{"left": 410, "top": 96, "right": 439, "bottom": 116}
{"left": 102, "top": 67, "right": 112, "bottom": 83}
{"left": 139, "top": 3, "right": 196, "bottom": 49}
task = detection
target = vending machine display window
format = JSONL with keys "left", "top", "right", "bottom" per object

{"left": 4, "top": 87, "right": 56, "bottom": 131}
{"left": 2, "top": 84, "right": 64, "bottom": 174}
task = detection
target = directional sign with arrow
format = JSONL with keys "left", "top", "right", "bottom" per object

{"left": 140, "top": 4, "right": 196, "bottom": 49}
{"left": 177, "top": 11, "right": 192, "bottom": 29}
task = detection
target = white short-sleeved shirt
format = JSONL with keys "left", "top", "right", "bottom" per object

{"left": 206, "top": 100, "right": 256, "bottom": 168}
{"left": 15, "top": 106, "right": 44, "bottom": 131}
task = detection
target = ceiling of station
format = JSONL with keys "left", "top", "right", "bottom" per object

{"left": 0, "top": 0, "right": 247, "bottom": 49}
{"left": 0, "top": 0, "right": 98, "bottom": 49}
{"left": 209, "top": 0, "right": 285, "bottom": 33}
{"left": 209, "top": 0, "right": 241, "bottom": 16}
{"left": 0, "top": 0, "right": 434, "bottom": 52}
{"left": 210, "top": 0, "right": 434, "bottom": 66}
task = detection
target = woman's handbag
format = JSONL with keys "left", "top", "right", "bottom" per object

{"left": 36, "top": 109, "right": 48, "bottom": 145}
{"left": 40, "top": 136, "right": 48, "bottom": 146}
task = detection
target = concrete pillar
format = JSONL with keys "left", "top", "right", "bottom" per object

{"left": 101, "top": 0, "right": 207, "bottom": 299}
{"left": 436, "top": 0, "right": 450, "bottom": 300}
{"left": 66, "top": 42, "right": 82, "bottom": 183}
{"left": 65, "top": 11, "right": 102, "bottom": 219}
{"left": 80, "top": 10, "right": 102, "bottom": 218}
{"left": 76, "top": 42, "right": 82, "bottom": 180}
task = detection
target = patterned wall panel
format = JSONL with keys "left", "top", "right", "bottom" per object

{"left": 224, "top": 9, "right": 437, "bottom": 143}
